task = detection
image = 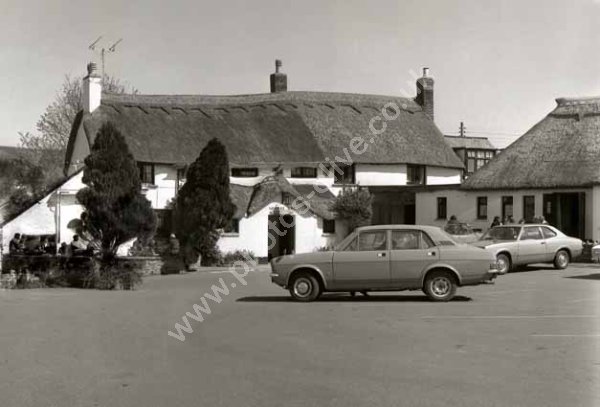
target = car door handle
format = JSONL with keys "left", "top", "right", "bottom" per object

{"left": 541, "top": 242, "right": 546, "bottom": 245}
{"left": 377, "top": 252, "right": 386, "bottom": 257}
{"left": 427, "top": 251, "right": 436, "bottom": 256}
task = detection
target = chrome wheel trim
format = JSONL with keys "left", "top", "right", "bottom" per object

{"left": 497, "top": 256, "right": 509, "bottom": 273}
{"left": 431, "top": 277, "right": 450, "bottom": 297}
{"left": 293, "top": 278, "right": 312, "bottom": 298}
{"left": 557, "top": 252, "right": 569, "bottom": 268}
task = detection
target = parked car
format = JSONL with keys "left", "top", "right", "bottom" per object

{"left": 270, "top": 225, "right": 501, "bottom": 302}
{"left": 592, "top": 243, "right": 600, "bottom": 263}
{"left": 471, "top": 224, "right": 583, "bottom": 273}
{"left": 443, "top": 222, "right": 482, "bottom": 244}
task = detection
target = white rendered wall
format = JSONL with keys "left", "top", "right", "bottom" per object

{"left": 142, "top": 164, "right": 177, "bottom": 209}
{"left": 426, "top": 167, "right": 462, "bottom": 185}
{"left": 415, "top": 187, "right": 593, "bottom": 236}
{"left": 217, "top": 202, "right": 344, "bottom": 258}
{"left": 355, "top": 164, "right": 407, "bottom": 186}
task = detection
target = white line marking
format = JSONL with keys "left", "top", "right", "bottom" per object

{"left": 477, "top": 289, "right": 540, "bottom": 295}
{"left": 566, "top": 297, "right": 599, "bottom": 303}
{"left": 209, "top": 269, "right": 263, "bottom": 274}
{"left": 422, "top": 315, "right": 600, "bottom": 319}
{"left": 531, "top": 334, "right": 600, "bottom": 337}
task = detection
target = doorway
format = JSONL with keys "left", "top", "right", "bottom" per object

{"left": 370, "top": 188, "right": 416, "bottom": 225}
{"left": 543, "top": 193, "right": 585, "bottom": 238}
{"left": 268, "top": 214, "right": 295, "bottom": 260}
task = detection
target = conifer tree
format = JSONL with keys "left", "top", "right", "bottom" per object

{"left": 174, "top": 138, "right": 235, "bottom": 267}
{"left": 76, "top": 122, "right": 156, "bottom": 263}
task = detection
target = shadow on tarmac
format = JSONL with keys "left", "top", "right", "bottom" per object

{"left": 564, "top": 273, "right": 600, "bottom": 280}
{"left": 237, "top": 294, "right": 473, "bottom": 303}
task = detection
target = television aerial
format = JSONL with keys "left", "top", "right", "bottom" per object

{"left": 88, "top": 36, "right": 123, "bottom": 80}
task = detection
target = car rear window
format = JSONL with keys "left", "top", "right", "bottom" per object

{"left": 426, "top": 228, "right": 457, "bottom": 246}
{"left": 541, "top": 227, "right": 557, "bottom": 239}
{"left": 520, "top": 227, "right": 544, "bottom": 240}
{"left": 482, "top": 226, "right": 520, "bottom": 241}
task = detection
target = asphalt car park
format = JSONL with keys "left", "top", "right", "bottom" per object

{"left": 0, "top": 263, "right": 599, "bottom": 407}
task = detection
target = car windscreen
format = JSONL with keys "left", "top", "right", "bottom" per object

{"left": 444, "top": 223, "right": 473, "bottom": 236}
{"left": 334, "top": 232, "right": 357, "bottom": 251}
{"left": 426, "top": 228, "right": 457, "bottom": 246}
{"left": 481, "top": 226, "right": 521, "bottom": 241}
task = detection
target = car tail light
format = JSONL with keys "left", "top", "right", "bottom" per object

{"left": 490, "top": 262, "right": 499, "bottom": 270}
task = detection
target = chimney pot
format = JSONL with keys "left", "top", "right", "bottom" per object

{"left": 87, "top": 62, "right": 98, "bottom": 76}
{"left": 270, "top": 59, "right": 287, "bottom": 93}
{"left": 415, "top": 67, "right": 434, "bottom": 121}
{"left": 82, "top": 62, "right": 102, "bottom": 113}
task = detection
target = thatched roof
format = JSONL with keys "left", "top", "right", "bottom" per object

{"left": 444, "top": 136, "right": 495, "bottom": 150}
{"left": 229, "top": 175, "right": 335, "bottom": 220}
{"left": 65, "top": 91, "right": 463, "bottom": 172}
{"left": 463, "top": 97, "right": 600, "bottom": 190}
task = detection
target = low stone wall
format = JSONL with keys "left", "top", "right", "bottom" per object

{"left": 120, "top": 256, "right": 184, "bottom": 276}
{"left": 1, "top": 254, "right": 186, "bottom": 277}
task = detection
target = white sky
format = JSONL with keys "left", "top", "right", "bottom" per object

{"left": 1, "top": 0, "right": 599, "bottom": 148}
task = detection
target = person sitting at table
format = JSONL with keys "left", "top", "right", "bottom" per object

{"left": 70, "top": 235, "right": 87, "bottom": 255}
{"left": 9, "top": 233, "right": 23, "bottom": 254}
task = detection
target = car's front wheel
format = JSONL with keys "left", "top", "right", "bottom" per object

{"left": 423, "top": 271, "right": 457, "bottom": 302}
{"left": 496, "top": 253, "right": 511, "bottom": 274}
{"left": 289, "top": 273, "right": 322, "bottom": 302}
{"left": 554, "top": 250, "right": 570, "bottom": 270}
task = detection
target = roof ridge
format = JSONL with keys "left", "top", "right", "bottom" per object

{"left": 555, "top": 96, "right": 600, "bottom": 106}
{"left": 444, "top": 135, "right": 490, "bottom": 140}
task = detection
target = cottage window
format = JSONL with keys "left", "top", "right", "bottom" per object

{"left": 291, "top": 167, "right": 317, "bottom": 178}
{"left": 437, "top": 197, "right": 447, "bottom": 220}
{"left": 407, "top": 164, "right": 426, "bottom": 185}
{"left": 502, "top": 196, "right": 513, "bottom": 219}
{"left": 231, "top": 168, "right": 259, "bottom": 177}
{"left": 477, "top": 197, "right": 488, "bottom": 219}
{"left": 138, "top": 163, "right": 155, "bottom": 184}
{"left": 333, "top": 164, "right": 355, "bottom": 184}
{"left": 323, "top": 219, "right": 335, "bottom": 234}
{"left": 466, "top": 150, "right": 495, "bottom": 174}
{"left": 282, "top": 193, "right": 294, "bottom": 206}
{"left": 523, "top": 196, "right": 535, "bottom": 222}
{"left": 224, "top": 219, "right": 240, "bottom": 234}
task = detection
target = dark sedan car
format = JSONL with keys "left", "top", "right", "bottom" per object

{"left": 270, "top": 225, "right": 500, "bottom": 302}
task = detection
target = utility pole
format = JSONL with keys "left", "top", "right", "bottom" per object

{"left": 459, "top": 121, "right": 466, "bottom": 137}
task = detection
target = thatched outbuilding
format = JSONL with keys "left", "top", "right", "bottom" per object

{"left": 416, "top": 97, "right": 600, "bottom": 240}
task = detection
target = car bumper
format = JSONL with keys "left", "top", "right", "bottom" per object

{"left": 270, "top": 272, "right": 286, "bottom": 288}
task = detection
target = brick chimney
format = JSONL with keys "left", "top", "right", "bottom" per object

{"left": 415, "top": 67, "right": 434, "bottom": 121}
{"left": 82, "top": 62, "right": 102, "bottom": 113}
{"left": 270, "top": 59, "right": 287, "bottom": 93}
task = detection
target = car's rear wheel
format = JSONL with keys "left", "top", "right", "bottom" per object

{"left": 423, "top": 271, "right": 457, "bottom": 302}
{"left": 496, "top": 253, "right": 511, "bottom": 274}
{"left": 554, "top": 250, "right": 570, "bottom": 270}
{"left": 289, "top": 273, "right": 322, "bottom": 302}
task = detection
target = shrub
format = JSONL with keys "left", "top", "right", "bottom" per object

{"left": 331, "top": 187, "right": 373, "bottom": 234}
{"left": 218, "top": 250, "right": 256, "bottom": 267}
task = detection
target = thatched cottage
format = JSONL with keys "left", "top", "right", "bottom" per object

{"left": 416, "top": 96, "right": 600, "bottom": 240}
{"left": 2, "top": 61, "right": 465, "bottom": 258}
